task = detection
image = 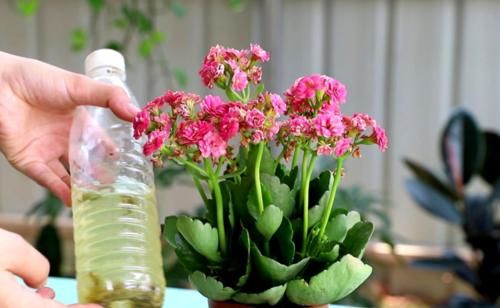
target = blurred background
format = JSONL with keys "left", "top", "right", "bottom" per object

{"left": 0, "top": 0, "right": 499, "bottom": 307}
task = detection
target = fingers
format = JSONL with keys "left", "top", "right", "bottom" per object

{"left": 68, "top": 305, "right": 103, "bottom": 308}
{"left": 37, "top": 287, "right": 55, "bottom": 299}
{"left": 65, "top": 74, "right": 139, "bottom": 121}
{"left": 0, "top": 271, "right": 98, "bottom": 308}
{"left": 0, "top": 229, "right": 49, "bottom": 289}
{"left": 24, "top": 161, "right": 71, "bottom": 206}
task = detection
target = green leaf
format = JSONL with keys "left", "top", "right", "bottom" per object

{"left": 404, "top": 158, "right": 458, "bottom": 201}
{"left": 260, "top": 174, "right": 295, "bottom": 217}
{"left": 87, "top": 0, "right": 104, "bottom": 12}
{"left": 440, "top": 109, "right": 485, "bottom": 186}
{"left": 236, "top": 229, "right": 252, "bottom": 287}
{"left": 105, "top": 41, "right": 123, "bottom": 52}
{"left": 256, "top": 205, "right": 283, "bottom": 241}
{"left": 340, "top": 221, "right": 374, "bottom": 258}
{"left": 189, "top": 271, "right": 235, "bottom": 301}
{"left": 405, "top": 178, "right": 462, "bottom": 224}
{"left": 174, "top": 234, "right": 209, "bottom": 272}
{"left": 138, "top": 39, "right": 153, "bottom": 58}
{"left": 271, "top": 217, "right": 295, "bottom": 265}
{"left": 233, "top": 284, "right": 287, "bottom": 305}
{"left": 176, "top": 216, "right": 222, "bottom": 262}
{"left": 173, "top": 68, "right": 188, "bottom": 88}
{"left": 324, "top": 214, "right": 348, "bottom": 243}
{"left": 229, "top": 178, "right": 253, "bottom": 224}
{"left": 309, "top": 171, "right": 331, "bottom": 208}
{"left": 70, "top": 28, "right": 87, "bottom": 52}
{"left": 345, "top": 211, "right": 361, "bottom": 230}
{"left": 253, "top": 83, "right": 265, "bottom": 98}
{"left": 163, "top": 216, "right": 179, "bottom": 248}
{"left": 317, "top": 244, "right": 340, "bottom": 263}
{"left": 247, "top": 184, "right": 272, "bottom": 219}
{"left": 247, "top": 144, "right": 275, "bottom": 176}
{"left": 252, "top": 244, "right": 310, "bottom": 285}
{"left": 308, "top": 190, "right": 330, "bottom": 228}
{"left": 286, "top": 255, "right": 372, "bottom": 305}
{"left": 276, "top": 164, "right": 299, "bottom": 190}
{"left": 170, "top": 1, "right": 187, "bottom": 17}
{"left": 16, "top": 0, "right": 38, "bottom": 16}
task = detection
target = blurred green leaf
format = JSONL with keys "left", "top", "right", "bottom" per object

{"left": 113, "top": 18, "right": 128, "bottom": 29}
{"left": 87, "top": 0, "right": 104, "bottom": 12}
{"left": 233, "top": 284, "right": 287, "bottom": 306}
{"left": 440, "top": 109, "right": 485, "bottom": 186}
{"left": 228, "top": 0, "right": 247, "bottom": 12}
{"left": 173, "top": 68, "right": 188, "bottom": 88}
{"left": 27, "top": 191, "right": 64, "bottom": 222}
{"left": 70, "top": 28, "right": 87, "bottom": 52}
{"left": 189, "top": 271, "right": 235, "bottom": 301}
{"left": 104, "top": 40, "right": 123, "bottom": 52}
{"left": 405, "top": 178, "right": 462, "bottom": 224}
{"left": 340, "top": 221, "right": 374, "bottom": 258}
{"left": 16, "top": 0, "right": 39, "bottom": 16}
{"left": 404, "top": 158, "right": 458, "bottom": 201}
{"left": 138, "top": 31, "right": 165, "bottom": 58}
{"left": 35, "top": 224, "right": 62, "bottom": 277}
{"left": 479, "top": 131, "right": 500, "bottom": 185}
{"left": 170, "top": 1, "right": 187, "bottom": 17}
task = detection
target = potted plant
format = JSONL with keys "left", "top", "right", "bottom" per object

{"left": 404, "top": 109, "right": 500, "bottom": 307}
{"left": 133, "top": 44, "right": 388, "bottom": 307}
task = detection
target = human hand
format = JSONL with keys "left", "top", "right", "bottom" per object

{"left": 0, "top": 52, "right": 139, "bottom": 205}
{"left": 0, "top": 228, "right": 101, "bottom": 307}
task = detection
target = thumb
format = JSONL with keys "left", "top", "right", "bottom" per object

{"left": 65, "top": 74, "right": 139, "bottom": 121}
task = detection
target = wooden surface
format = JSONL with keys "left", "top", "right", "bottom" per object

{"left": 0, "top": 0, "right": 499, "bottom": 245}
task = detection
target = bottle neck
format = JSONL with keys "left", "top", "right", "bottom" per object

{"left": 86, "top": 66, "right": 126, "bottom": 81}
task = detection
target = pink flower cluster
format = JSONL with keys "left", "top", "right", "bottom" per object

{"left": 133, "top": 89, "right": 284, "bottom": 162}
{"left": 199, "top": 44, "right": 270, "bottom": 92}
{"left": 134, "top": 44, "right": 388, "bottom": 164}
{"left": 278, "top": 75, "right": 388, "bottom": 158}
{"left": 284, "top": 74, "right": 347, "bottom": 116}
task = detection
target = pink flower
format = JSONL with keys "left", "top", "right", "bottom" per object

{"left": 319, "top": 102, "right": 341, "bottom": 115}
{"left": 314, "top": 113, "right": 345, "bottom": 138}
{"left": 198, "top": 131, "right": 227, "bottom": 159}
{"left": 334, "top": 138, "right": 351, "bottom": 157}
{"left": 247, "top": 66, "right": 263, "bottom": 84}
{"left": 317, "top": 144, "right": 335, "bottom": 156}
{"left": 143, "top": 129, "right": 168, "bottom": 156}
{"left": 251, "top": 130, "right": 265, "bottom": 144}
{"left": 326, "top": 79, "right": 347, "bottom": 104}
{"left": 349, "top": 113, "right": 376, "bottom": 132}
{"left": 267, "top": 122, "right": 280, "bottom": 139}
{"left": 133, "top": 110, "right": 150, "bottom": 139}
{"left": 177, "top": 120, "right": 213, "bottom": 145}
{"left": 270, "top": 94, "right": 286, "bottom": 116}
{"left": 245, "top": 109, "right": 265, "bottom": 128}
{"left": 294, "top": 75, "right": 323, "bottom": 100}
{"left": 372, "top": 126, "right": 388, "bottom": 152}
{"left": 219, "top": 116, "right": 240, "bottom": 141}
{"left": 250, "top": 44, "right": 270, "bottom": 62}
{"left": 288, "top": 116, "right": 311, "bottom": 136}
{"left": 201, "top": 95, "right": 225, "bottom": 116}
{"left": 232, "top": 69, "right": 248, "bottom": 91}
{"left": 153, "top": 114, "right": 171, "bottom": 127}
{"left": 199, "top": 62, "right": 223, "bottom": 88}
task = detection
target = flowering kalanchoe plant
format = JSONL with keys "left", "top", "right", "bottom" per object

{"left": 134, "top": 44, "right": 388, "bottom": 307}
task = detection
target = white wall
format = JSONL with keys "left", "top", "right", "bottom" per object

{"left": 0, "top": 0, "right": 499, "bottom": 246}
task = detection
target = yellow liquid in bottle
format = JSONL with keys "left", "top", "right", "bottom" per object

{"left": 72, "top": 181, "right": 165, "bottom": 307}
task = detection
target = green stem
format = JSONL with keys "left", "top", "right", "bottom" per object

{"left": 175, "top": 159, "right": 208, "bottom": 178}
{"left": 272, "top": 146, "right": 287, "bottom": 172}
{"left": 291, "top": 147, "right": 300, "bottom": 170}
{"left": 192, "top": 174, "right": 209, "bottom": 206}
{"left": 318, "top": 159, "right": 344, "bottom": 238}
{"left": 299, "top": 150, "right": 310, "bottom": 207}
{"left": 301, "top": 153, "right": 317, "bottom": 255}
{"left": 204, "top": 159, "right": 228, "bottom": 256}
{"left": 254, "top": 143, "right": 265, "bottom": 215}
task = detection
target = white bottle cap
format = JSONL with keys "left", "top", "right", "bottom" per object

{"left": 85, "top": 49, "right": 126, "bottom": 77}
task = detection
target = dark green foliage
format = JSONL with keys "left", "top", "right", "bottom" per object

{"left": 404, "top": 108, "right": 500, "bottom": 305}
{"left": 165, "top": 144, "right": 374, "bottom": 305}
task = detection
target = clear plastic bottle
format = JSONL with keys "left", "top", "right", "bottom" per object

{"left": 69, "top": 49, "right": 165, "bottom": 308}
